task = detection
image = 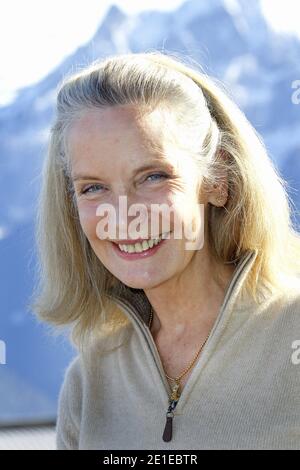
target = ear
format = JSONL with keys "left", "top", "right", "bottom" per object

{"left": 204, "top": 150, "right": 229, "bottom": 207}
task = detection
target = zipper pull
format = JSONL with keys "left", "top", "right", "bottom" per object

{"left": 162, "top": 400, "right": 178, "bottom": 442}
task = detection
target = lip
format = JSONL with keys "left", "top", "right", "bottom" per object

{"left": 111, "top": 234, "right": 170, "bottom": 261}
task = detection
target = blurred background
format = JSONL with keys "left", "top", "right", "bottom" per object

{"left": 0, "top": 0, "right": 299, "bottom": 450}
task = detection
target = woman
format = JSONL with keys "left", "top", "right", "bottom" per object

{"left": 31, "top": 51, "right": 300, "bottom": 450}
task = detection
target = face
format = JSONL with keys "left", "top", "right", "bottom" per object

{"left": 67, "top": 105, "right": 207, "bottom": 289}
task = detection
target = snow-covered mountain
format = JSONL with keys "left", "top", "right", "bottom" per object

{"left": 0, "top": 0, "right": 299, "bottom": 424}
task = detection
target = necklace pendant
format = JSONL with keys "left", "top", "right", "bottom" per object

{"left": 170, "top": 381, "right": 181, "bottom": 401}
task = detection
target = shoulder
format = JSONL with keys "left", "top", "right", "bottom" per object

{"left": 56, "top": 344, "right": 105, "bottom": 419}
{"left": 56, "top": 355, "right": 84, "bottom": 450}
{"left": 259, "top": 281, "right": 300, "bottom": 343}
{"left": 56, "top": 324, "right": 134, "bottom": 449}
{"left": 61, "top": 354, "right": 84, "bottom": 395}
{"left": 276, "top": 279, "right": 300, "bottom": 318}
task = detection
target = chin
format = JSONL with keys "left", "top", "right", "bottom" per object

{"left": 117, "top": 270, "right": 165, "bottom": 291}
{"left": 115, "top": 275, "right": 154, "bottom": 290}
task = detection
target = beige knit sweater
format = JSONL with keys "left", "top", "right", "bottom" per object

{"left": 56, "top": 249, "right": 300, "bottom": 450}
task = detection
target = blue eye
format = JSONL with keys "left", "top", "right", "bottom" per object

{"left": 146, "top": 173, "right": 168, "bottom": 182}
{"left": 81, "top": 183, "right": 104, "bottom": 194}
{"left": 79, "top": 173, "right": 168, "bottom": 195}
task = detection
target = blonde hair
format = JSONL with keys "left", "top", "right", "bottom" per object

{"left": 30, "top": 51, "right": 300, "bottom": 350}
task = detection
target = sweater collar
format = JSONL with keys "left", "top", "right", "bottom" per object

{"left": 107, "top": 248, "right": 259, "bottom": 327}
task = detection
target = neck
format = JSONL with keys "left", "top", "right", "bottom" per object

{"left": 144, "top": 248, "right": 236, "bottom": 343}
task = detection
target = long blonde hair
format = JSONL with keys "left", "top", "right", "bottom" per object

{"left": 29, "top": 51, "right": 300, "bottom": 350}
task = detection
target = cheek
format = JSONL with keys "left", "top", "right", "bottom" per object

{"left": 77, "top": 201, "right": 99, "bottom": 240}
{"left": 170, "top": 195, "right": 204, "bottom": 243}
{"left": 169, "top": 191, "right": 199, "bottom": 222}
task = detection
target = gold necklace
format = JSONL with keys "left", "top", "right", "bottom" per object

{"left": 148, "top": 306, "right": 211, "bottom": 402}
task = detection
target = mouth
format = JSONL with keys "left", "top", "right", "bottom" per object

{"left": 111, "top": 231, "right": 171, "bottom": 260}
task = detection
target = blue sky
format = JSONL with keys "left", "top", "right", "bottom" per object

{"left": 0, "top": 0, "right": 299, "bottom": 107}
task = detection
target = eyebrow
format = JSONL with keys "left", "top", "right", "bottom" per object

{"left": 71, "top": 159, "right": 172, "bottom": 182}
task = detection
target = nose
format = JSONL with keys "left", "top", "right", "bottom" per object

{"left": 96, "top": 193, "right": 151, "bottom": 242}
{"left": 116, "top": 194, "right": 150, "bottom": 241}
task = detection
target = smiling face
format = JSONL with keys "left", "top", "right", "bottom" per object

{"left": 67, "top": 104, "right": 207, "bottom": 289}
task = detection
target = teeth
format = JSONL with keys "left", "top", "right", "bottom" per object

{"left": 134, "top": 243, "right": 143, "bottom": 253}
{"left": 118, "top": 231, "right": 170, "bottom": 253}
{"left": 142, "top": 240, "right": 149, "bottom": 250}
{"left": 148, "top": 239, "right": 154, "bottom": 248}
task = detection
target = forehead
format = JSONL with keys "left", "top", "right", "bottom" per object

{"left": 67, "top": 105, "right": 167, "bottom": 157}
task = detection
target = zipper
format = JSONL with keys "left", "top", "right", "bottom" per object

{"left": 162, "top": 399, "right": 178, "bottom": 442}
{"left": 108, "top": 249, "right": 256, "bottom": 442}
